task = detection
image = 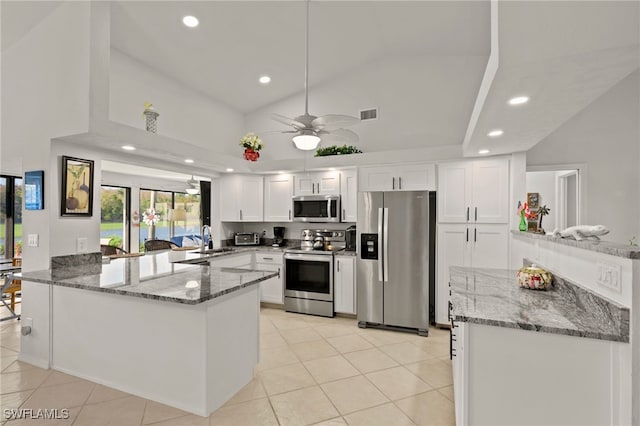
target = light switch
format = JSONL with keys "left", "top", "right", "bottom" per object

{"left": 596, "top": 262, "right": 621, "bottom": 293}
{"left": 77, "top": 237, "right": 88, "bottom": 253}
{"left": 27, "top": 234, "right": 39, "bottom": 247}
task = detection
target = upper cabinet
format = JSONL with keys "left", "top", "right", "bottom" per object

{"left": 219, "top": 175, "right": 264, "bottom": 222}
{"left": 340, "top": 169, "right": 357, "bottom": 222}
{"left": 437, "top": 159, "right": 509, "bottom": 224}
{"left": 293, "top": 171, "right": 340, "bottom": 196}
{"left": 264, "top": 174, "right": 293, "bottom": 222}
{"left": 359, "top": 164, "right": 436, "bottom": 192}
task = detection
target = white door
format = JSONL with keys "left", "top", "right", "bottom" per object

{"left": 397, "top": 164, "right": 436, "bottom": 191}
{"left": 239, "top": 176, "right": 264, "bottom": 221}
{"left": 436, "top": 224, "right": 471, "bottom": 324}
{"left": 317, "top": 171, "right": 341, "bottom": 195}
{"left": 264, "top": 174, "right": 293, "bottom": 222}
{"left": 219, "top": 176, "right": 240, "bottom": 221}
{"left": 358, "top": 166, "right": 395, "bottom": 192}
{"left": 471, "top": 224, "right": 508, "bottom": 269}
{"left": 334, "top": 256, "right": 355, "bottom": 314}
{"left": 340, "top": 169, "right": 358, "bottom": 222}
{"left": 471, "top": 159, "right": 509, "bottom": 223}
{"left": 294, "top": 173, "right": 317, "bottom": 196}
{"left": 438, "top": 162, "right": 471, "bottom": 223}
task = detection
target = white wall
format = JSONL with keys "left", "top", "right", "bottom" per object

{"left": 527, "top": 70, "right": 640, "bottom": 244}
{"left": 109, "top": 49, "right": 244, "bottom": 157}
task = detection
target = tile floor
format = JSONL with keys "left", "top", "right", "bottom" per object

{"left": 1, "top": 306, "right": 455, "bottom": 425}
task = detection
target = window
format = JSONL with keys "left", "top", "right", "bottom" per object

{"left": 100, "top": 186, "right": 130, "bottom": 252}
{"left": 1, "top": 175, "right": 23, "bottom": 259}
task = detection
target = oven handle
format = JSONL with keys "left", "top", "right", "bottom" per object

{"left": 284, "top": 253, "right": 333, "bottom": 263}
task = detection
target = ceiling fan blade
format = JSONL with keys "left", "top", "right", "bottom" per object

{"left": 261, "top": 130, "right": 298, "bottom": 135}
{"left": 312, "top": 114, "right": 359, "bottom": 130}
{"left": 319, "top": 128, "right": 359, "bottom": 143}
{"left": 271, "top": 113, "right": 306, "bottom": 130}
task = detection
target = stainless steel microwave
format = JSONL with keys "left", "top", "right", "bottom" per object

{"left": 292, "top": 195, "right": 341, "bottom": 222}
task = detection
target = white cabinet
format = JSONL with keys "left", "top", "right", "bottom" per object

{"left": 437, "top": 159, "right": 509, "bottom": 224}
{"left": 359, "top": 164, "right": 436, "bottom": 192}
{"left": 334, "top": 255, "right": 355, "bottom": 314}
{"left": 208, "top": 252, "right": 253, "bottom": 269}
{"left": 452, "top": 321, "right": 467, "bottom": 426}
{"left": 293, "top": 171, "right": 340, "bottom": 196}
{"left": 436, "top": 223, "right": 508, "bottom": 324}
{"left": 264, "top": 174, "right": 293, "bottom": 222}
{"left": 219, "top": 175, "right": 264, "bottom": 222}
{"left": 340, "top": 169, "right": 357, "bottom": 222}
{"left": 255, "top": 252, "right": 283, "bottom": 304}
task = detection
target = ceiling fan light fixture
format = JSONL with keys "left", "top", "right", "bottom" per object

{"left": 185, "top": 175, "right": 200, "bottom": 194}
{"left": 185, "top": 187, "right": 199, "bottom": 195}
{"left": 292, "top": 131, "right": 321, "bottom": 150}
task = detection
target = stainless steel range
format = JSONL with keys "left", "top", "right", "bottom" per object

{"left": 284, "top": 229, "right": 345, "bottom": 317}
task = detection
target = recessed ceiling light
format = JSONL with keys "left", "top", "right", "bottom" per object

{"left": 121, "top": 145, "right": 136, "bottom": 151}
{"left": 182, "top": 15, "right": 199, "bottom": 28}
{"left": 478, "top": 149, "right": 490, "bottom": 155}
{"left": 184, "top": 159, "right": 194, "bottom": 164}
{"left": 225, "top": 168, "right": 234, "bottom": 172}
{"left": 259, "top": 75, "right": 271, "bottom": 84}
{"left": 508, "top": 96, "right": 529, "bottom": 106}
{"left": 487, "top": 129, "right": 504, "bottom": 138}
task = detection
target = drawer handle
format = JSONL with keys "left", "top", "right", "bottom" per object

{"left": 262, "top": 257, "right": 273, "bottom": 260}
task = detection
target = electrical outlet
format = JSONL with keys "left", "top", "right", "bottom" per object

{"left": 27, "top": 234, "right": 39, "bottom": 247}
{"left": 596, "top": 262, "right": 621, "bottom": 293}
{"left": 77, "top": 237, "right": 88, "bottom": 253}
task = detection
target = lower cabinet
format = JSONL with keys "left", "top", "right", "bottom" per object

{"left": 334, "top": 255, "right": 355, "bottom": 314}
{"left": 208, "top": 253, "right": 253, "bottom": 269}
{"left": 255, "top": 252, "right": 283, "bottom": 305}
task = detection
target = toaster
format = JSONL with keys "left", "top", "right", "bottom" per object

{"left": 234, "top": 232, "right": 260, "bottom": 246}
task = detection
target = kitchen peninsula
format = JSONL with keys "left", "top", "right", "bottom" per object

{"left": 18, "top": 251, "right": 278, "bottom": 417}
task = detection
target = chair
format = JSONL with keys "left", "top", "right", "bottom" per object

{"left": 144, "top": 239, "right": 179, "bottom": 252}
{"left": 4, "top": 258, "right": 21, "bottom": 312}
{"left": 100, "top": 245, "right": 128, "bottom": 256}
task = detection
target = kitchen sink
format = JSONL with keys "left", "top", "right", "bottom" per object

{"left": 191, "top": 247, "right": 235, "bottom": 255}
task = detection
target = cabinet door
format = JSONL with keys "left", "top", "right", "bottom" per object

{"left": 358, "top": 166, "right": 395, "bottom": 192}
{"left": 397, "top": 164, "right": 436, "bottom": 191}
{"left": 294, "top": 173, "right": 316, "bottom": 196}
{"left": 453, "top": 321, "right": 467, "bottom": 426}
{"left": 334, "top": 256, "right": 355, "bottom": 314}
{"left": 471, "top": 224, "right": 508, "bottom": 269}
{"left": 264, "top": 174, "right": 293, "bottom": 222}
{"left": 437, "top": 162, "right": 471, "bottom": 223}
{"left": 219, "top": 176, "right": 240, "bottom": 221}
{"left": 436, "top": 224, "right": 471, "bottom": 325}
{"left": 471, "top": 159, "right": 509, "bottom": 223}
{"left": 239, "top": 176, "right": 264, "bottom": 222}
{"left": 317, "top": 171, "right": 341, "bottom": 195}
{"left": 340, "top": 169, "right": 358, "bottom": 222}
{"left": 257, "top": 263, "right": 283, "bottom": 304}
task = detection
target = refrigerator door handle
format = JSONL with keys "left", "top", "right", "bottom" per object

{"left": 383, "top": 207, "right": 389, "bottom": 282}
{"left": 378, "top": 207, "right": 383, "bottom": 282}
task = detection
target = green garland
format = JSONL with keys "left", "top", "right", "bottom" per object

{"left": 315, "top": 145, "right": 363, "bottom": 157}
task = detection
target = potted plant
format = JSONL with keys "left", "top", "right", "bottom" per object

{"left": 239, "top": 133, "right": 263, "bottom": 161}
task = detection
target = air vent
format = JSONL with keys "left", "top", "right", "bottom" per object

{"left": 359, "top": 108, "right": 378, "bottom": 121}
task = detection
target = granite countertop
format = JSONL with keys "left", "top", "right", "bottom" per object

{"left": 449, "top": 267, "right": 629, "bottom": 343}
{"left": 20, "top": 251, "right": 278, "bottom": 305}
{"left": 511, "top": 230, "right": 640, "bottom": 260}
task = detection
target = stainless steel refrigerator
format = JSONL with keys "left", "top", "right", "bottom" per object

{"left": 356, "top": 191, "right": 435, "bottom": 336}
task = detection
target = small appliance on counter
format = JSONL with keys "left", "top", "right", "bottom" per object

{"left": 234, "top": 232, "right": 260, "bottom": 246}
{"left": 345, "top": 225, "right": 356, "bottom": 251}
{"left": 272, "top": 227, "right": 286, "bottom": 247}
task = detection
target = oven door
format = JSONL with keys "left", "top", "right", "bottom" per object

{"left": 284, "top": 253, "right": 333, "bottom": 301}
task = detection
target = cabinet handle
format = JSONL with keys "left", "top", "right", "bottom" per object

{"left": 313, "top": 183, "right": 316, "bottom": 194}
{"left": 466, "top": 207, "right": 470, "bottom": 222}
{"left": 392, "top": 177, "right": 395, "bottom": 190}
{"left": 399, "top": 177, "right": 402, "bottom": 190}
{"left": 475, "top": 207, "right": 478, "bottom": 221}
{"left": 474, "top": 228, "right": 477, "bottom": 242}
{"left": 466, "top": 228, "right": 469, "bottom": 242}
{"left": 263, "top": 257, "right": 273, "bottom": 260}
{"left": 289, "top": 209, "right": 291, "bottom": 220}
{"left": 277, "top": 267, "right": 281, "bottom": 278}
{"left": 240, "top": 210, "right": 243, "bottom": 220}
{"left": 337, "top": 260, "right": 340, "bottom": 272}
{"left": 342, "top": 209, "right": 346, "bottom": 221}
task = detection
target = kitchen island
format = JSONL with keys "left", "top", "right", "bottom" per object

{"left": 18, "top": 251, "right": 278, "bottom": 417}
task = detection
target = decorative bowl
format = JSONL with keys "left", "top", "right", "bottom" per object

{"left": 517, "top": 265, "right": 553, "bottom": 290}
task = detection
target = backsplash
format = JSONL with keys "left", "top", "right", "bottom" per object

{"left": 223, "top": 221, "right": 355, "bottom": 240}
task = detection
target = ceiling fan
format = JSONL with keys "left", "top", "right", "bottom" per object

{"left": 271, "top": 0, "right": 359, "bottom": 151}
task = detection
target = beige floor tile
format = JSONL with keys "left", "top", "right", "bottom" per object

{"left": 260, "top": 318, "right": 277, "bottom": 335}
{"left": 289, "top": 340, "right": 338, "bottom": 362}
{"left": 150, "top": 414, "right": 207, "bottom": 426}
{"left": 2, "top": 405, "right": 81, "bottom": 426}
{"left": 404, "top": 359, "right": 453, "bottom": 389}
{"left": 39, "top": 371, "right": 85, "bottom": 388}
{"left": 326, "top": 335, "right": 374, "bottom": 354}
{"left": 437, "top": 385, "right": 454, "bottom": 402}
{"left": 343, "top": 402, "right": 416, "bottom": 426}
{"left": 343, "top": 348, "right": 399, "bottom": 374}
{"left": 0, "top": 348, "right": 19, "bottom": 359}
{"left": 259, "top": 332, "right": 288, "bottom": 350}
{"left": 303, "top": 356, "right": 360, "bottom": 384}
{"left": 360, "top": 329, "right": 412, "bottom": 347}
{"left": 378, "top": 342, "right": 433, "bottom": 365}
{"left": 309, "top": 417, "right": 348, "bottom": 426}
{"left": 258, "top": 363, "right": 316, "bottom": 396}
{"left": 321, "top": 376, "right": 388, "bottom": 415}
{"left": 74, "top": 395, "right": 146, "bottom": 426}
{"left": 0, "top": 368, "right": 51, "bottom": 395}
{"left": 270, "top": 385, "right": 339, "bottom": 426}
{"left": 271, "top": 318, "right": 309, "bottom": 331}
{"left": 365, "top": 366, "right": 433, "bottom": 401}
{"left": 395, "top": 390, "right": 455, "bottom": 426}
{"left": 257, "top": 346, "right": 300, "bottom": 372}
{"left": 85, "top": 384, "right": 131, "bottom": 405}
{"left": 0, "top": 389, "right": 33, "bottom": 412}
{"left": 21, "top": 380, "right": 94, "bottom": 411}
{"left": 208, "top": 397, "right": 278, "bottom": 426}
{"left": 222, "top": 377, "right": 266, "bottom": 407}
{"left": 143, "top": 400, "right": 190, "bottom": 425}
{"left": 2, "top": 361, "right": 39, "bottom": 374}
{"left": 315, "top": 324, "right": 357, "bottom": 339}
{"left": 279, "top": 327, "right": 323, "bottom": 344}
{"left": 0, "top": 355, "right": 18, "bottom": 372}
{"left": 0, "top": 334, "right": 20, "bottom": 352}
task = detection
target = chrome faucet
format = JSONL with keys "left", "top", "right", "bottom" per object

{"left": 201, "top": 225, "right": 211, "bottom": 250}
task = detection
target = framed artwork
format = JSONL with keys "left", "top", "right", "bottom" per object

{"left": 527, "top": 221, "right": 538, "bottom": 232}
{"left": 527, "top": 192, "right": 539, "bottom": 209}
{"left": 61, "top": 156, "right": 94, "bottom": 217}
{"left": 24, "top": 170, "right": 44, "bottom": 210}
